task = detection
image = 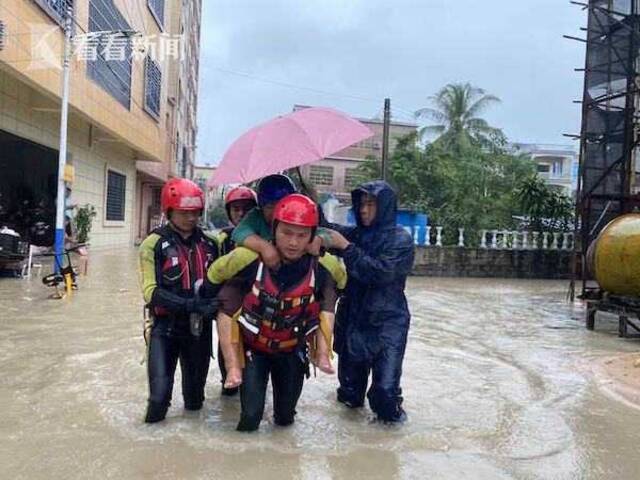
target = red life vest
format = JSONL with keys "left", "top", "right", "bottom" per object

{"left": 154, "top": 228, "right": 217, "bottom": 317}
{"left": 238, "top": 260, "right": 320, "bottom": 354}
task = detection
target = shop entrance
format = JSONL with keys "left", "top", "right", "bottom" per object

{"left": 0, "top": 129, "right": 58, "bottom": 246}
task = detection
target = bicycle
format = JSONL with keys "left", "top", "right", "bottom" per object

{"left": 41, "top": 243, "right": 88, "bottom": 299}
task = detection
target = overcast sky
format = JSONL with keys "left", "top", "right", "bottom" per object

{"left": 195, "top": 0, "right": 585, "bottom": 165}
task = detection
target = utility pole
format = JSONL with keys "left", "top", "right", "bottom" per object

{"left": 381, "top": 98, "right": 391, "bottom": 181}
{"left": 54, "top": 6, "right": 73, "bottom": 271}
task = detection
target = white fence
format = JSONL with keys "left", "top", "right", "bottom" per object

{"left": 405, "top": 226, "right": 575, "bottom": 251}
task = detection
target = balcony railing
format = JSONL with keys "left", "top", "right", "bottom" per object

{"left": 33, "top": 0, "right": 72, "bottom": 26}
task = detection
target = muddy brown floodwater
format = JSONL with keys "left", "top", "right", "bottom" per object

{"left": 1, "top": 249, "right": 639, "bottom": 479}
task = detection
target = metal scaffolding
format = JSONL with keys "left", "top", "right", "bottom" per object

{"left": 570, "top": 0, "right": 640, "bottom": 298}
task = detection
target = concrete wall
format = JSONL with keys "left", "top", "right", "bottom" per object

{"left": 412, "top": 246, "right": 573, "bottom": 279}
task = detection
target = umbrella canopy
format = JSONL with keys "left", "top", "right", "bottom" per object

{"left": 208, "top": 107, "right": 374, "bottom": 186}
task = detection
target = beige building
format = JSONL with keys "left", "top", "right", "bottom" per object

{"left": 192, "top": 163, "right": 215, "bottom": 191}
{"left": 0, "top": 1, "right": 203, "bottom": 248}
{"left": 295, "top": 105, "right": 417, "bottom": 202}
{"left": 135, "top": 0, "right": 204, "bottom": 241}
{"left": 513, "top": 143, "right": 579, "bottom": 197}
{"left": 192, "top": 163, "right": 221, "bottom": 209}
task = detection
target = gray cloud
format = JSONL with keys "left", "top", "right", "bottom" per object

{"left": 196, "top": 0, "right": 585, "bottom": 165}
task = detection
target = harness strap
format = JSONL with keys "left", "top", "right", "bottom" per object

{"left": 239, "top": 313, "right": 314, "bottom": 332}
{"left": 254, "top": 335, "right": 298, "bottom": 350}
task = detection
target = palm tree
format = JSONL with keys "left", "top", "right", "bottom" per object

{"left": 415, "top": 83, "right": 501, "bottom": 146}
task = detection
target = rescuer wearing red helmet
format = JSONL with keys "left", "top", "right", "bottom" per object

{"left": 207, "top": 194, "right": 346, "bottom": 432}
{"left": 212, "top": 185, "right": 257, "bottom": 396}
{"left": 217, "top": 186, "right": 257, "bottom": 256}
{"left": 139, "top": 178, "right": 220, "bottom": 423}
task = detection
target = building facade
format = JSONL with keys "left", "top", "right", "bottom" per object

{"left": 513, "top": 143, "right": 579, "bottom": 197}
{"left": 135, "top": 0, "right": 204, "bottom": 242}
{"left": 0, "top": 1, "right": 202, "bottom": 248}
{"left": 193, "top": 163, "right": 220, "bottom": 214}
{"left": 295, "top": 105, "right": 417, "bottom": 202}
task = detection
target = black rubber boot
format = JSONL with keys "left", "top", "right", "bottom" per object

{"left": 337, "top": 392, "right": 364, "bottom": 409}
{"left": 236, "top": 415, "right": 261, "bottom": 432}
{"left": 184, "top": 401, "right": 203, "bottom": 411}
{"left": 221, "top": 386, "right": 239, "bottom": 397}
{"left": 144, "top": 401, "right": 168, "bottom": 423}
{"left": 273, "top": 414, "right": 295, "bottom": 427}
{"left": 380, "top": 407, "right": 408, "bottom": 425}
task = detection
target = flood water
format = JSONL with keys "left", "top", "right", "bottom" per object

{"left": 1, "top": 249, "right": 639, "bottom": 479}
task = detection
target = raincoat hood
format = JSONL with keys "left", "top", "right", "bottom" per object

{"left": 351, "top": 181, "right": 397, "bottom": 231}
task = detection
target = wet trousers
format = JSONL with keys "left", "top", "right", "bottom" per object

{"left": 145, "top": 319, "right": 212, "bottom": 423}
{"left": 336, "top": 338, "right": 407, "bottom": 423}
{"left": 237, "top": 350, "right": 306, "bottom": 432}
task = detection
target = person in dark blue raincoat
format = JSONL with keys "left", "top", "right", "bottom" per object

{"left": 323, "top": 180, "right": 415, "bottom": 423}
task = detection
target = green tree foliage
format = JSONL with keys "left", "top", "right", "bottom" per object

{"left": 351, "top": 82, "right": 577, "bottom": 245}
{"left": 514, "top": 175, "right": 574, "bottom": 232}
{"left": 415, "top": 82, "right": 501, "bottom": 148}
{"left": 74, "top": 204, "right": 97, "bottom": 243}
{"left": 356, "top": 132, "right": 536, "bottom": 243}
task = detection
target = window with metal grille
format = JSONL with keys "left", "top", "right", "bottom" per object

{"left": 106, "top": 170, "right": 126, "bottom": 221}
{"left": 344, "top": 168, "right": 361, "bottom": 190}
{"left": 34, "top": 0, "right": 72, "bottom": 26}
{"left": 309, "top": 165, "right": 334, "bottom": 186}
{"left": 87, "top": 0, "right": 132, "bottom": 109}
{"left": 144, "top": 56, "right": 162, "bottom": 119}
{"left": 147, "top": 0, "right": 165, "bottom": 29}
{"left": 151, "top": 187, "right": 162, "bottom": 208}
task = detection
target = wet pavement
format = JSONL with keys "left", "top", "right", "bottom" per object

{"left": 1, "top": 249, "right": 639, "bottom": 479}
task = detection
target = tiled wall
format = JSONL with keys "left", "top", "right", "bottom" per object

{"left": 0, "top": 0, "right": 169, "bottom": 164}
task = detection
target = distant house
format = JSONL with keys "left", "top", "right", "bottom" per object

{"left": 192, "top": 164, "right": 224, "bottom": 223}
{"left": 294, "top": 105, "right": 417, "bottom": 202}
{"left": 512, "top": 143, "right": 578, "bottom": 197}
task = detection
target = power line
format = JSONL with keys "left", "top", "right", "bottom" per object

{"left": 206, "top": 64, "right": 419, "bottom": 118}
{"left": 207, "top": 65, "right": 380, "bottom": 103}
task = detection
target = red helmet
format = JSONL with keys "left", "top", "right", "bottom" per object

{"left": 161, "top": 178, "right": 204, "bottom": 213}
{"left": 273, "top": 194, "right": 318, "bottom": 228}
{"left": 225, "top": 186, "right": 257, "bottom": 206}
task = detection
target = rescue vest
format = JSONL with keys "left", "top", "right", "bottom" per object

{"left": 153, "top": 227, "right": 217, "bottom": 317}
{"left": 238, "top": 260, "right": 320, "bottom": 354}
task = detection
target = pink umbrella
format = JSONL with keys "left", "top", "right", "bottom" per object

{"left": 208, "top": 107, "right": 374, "bottom": 186}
